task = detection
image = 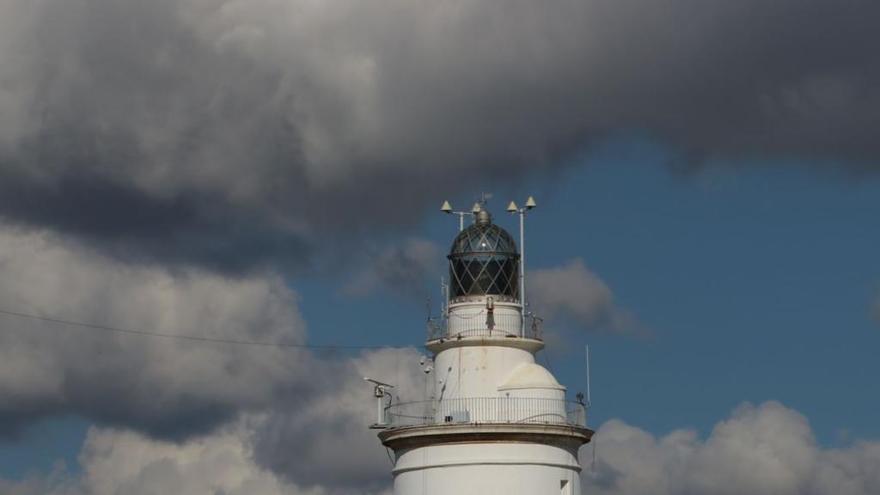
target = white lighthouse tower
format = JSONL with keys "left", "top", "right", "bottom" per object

{"left": 369, "top": 200, "right": 593, "bottom": 495}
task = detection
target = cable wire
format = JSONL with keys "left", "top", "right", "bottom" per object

{"left": 0, "top": 307, "right": 403, "bottom": 350}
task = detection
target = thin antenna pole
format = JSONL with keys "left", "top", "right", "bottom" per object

{"left": 519, "top": 209, "right": 526, "bottom": 331}
{"left": 425, "top": 295, "right": 432, "bottom": 321}
{"left": 441, "top": 276, "right": 448, "bottom": 316}
{"left": 585, "top": 344, "right": 592, "bottom": 407}
{"left": 459, "top": 213, "right": 464, "bottom": 231}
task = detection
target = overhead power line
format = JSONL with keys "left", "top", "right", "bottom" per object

{"left": 0, "top": 307, "right": 400, "bottom": 350}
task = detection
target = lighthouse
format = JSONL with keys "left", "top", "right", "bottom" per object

{"left": 369, "top": 200, "right": 593, "bottom": 495}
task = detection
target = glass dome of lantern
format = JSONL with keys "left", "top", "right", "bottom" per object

{"left": 448, "top": 209, "right": 520, "bottom": 302}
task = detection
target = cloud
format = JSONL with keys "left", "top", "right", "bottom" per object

{"left": 0, "top": 348, "right": 422, "bottom": 495}
{"left": 0, "top": 421, "right": 325, "bottom": 495}
{"left": 584, "top": 401, "right": 880, "bottom": 495}
{"left": 252, "top": 347, "right": 424, "bottom": 492}
{"left": 0, "top": 226, "right": 314, "bottom": 439}
{"left": 79, "top": 424, "right": 307, "bottom": 495}
{"left": 0, "top": 417, "right": 395, "bottom": 495}
{"left": 0, "top": 223, "right": 428, "bottom": 491}
{"left": 0, "top": 0, "right": 878, "bottom": 270}
{"left": 342, "top": 238, "right": 442, "bottom": 301}
{"left": 0, "top": 224, "right": 430, "bottom": 492}
{"left": 529, "top": 259, "right": 640, "bottom": 334}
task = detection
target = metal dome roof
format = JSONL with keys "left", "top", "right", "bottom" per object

{"left": 448, "top": 219, "right": 518, "bottom": 257}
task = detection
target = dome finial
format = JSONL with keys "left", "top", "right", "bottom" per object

{"left": 476, "top": 208, "right": 491, "bottom": 225}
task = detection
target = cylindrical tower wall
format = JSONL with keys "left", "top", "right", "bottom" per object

{"left": 392, "top": 442, "right": 582, "bottom": 495}
{"left": 447, "top": 299, "right": 523, "bottom": 337}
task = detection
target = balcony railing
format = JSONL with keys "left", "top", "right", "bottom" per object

{"left": 427, "top": 313, "right": 543, "bottom": 341}
{"left": 383, "top": 397, "right": 587, "bottom": 429}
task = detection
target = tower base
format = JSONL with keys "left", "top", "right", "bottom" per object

{"left": 380, "top": 424, "right": 592, "bottom": 495}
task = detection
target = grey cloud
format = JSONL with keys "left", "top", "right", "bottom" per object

{"left": 529, "top": 258, "right": 640, "bottom": 335}
{"left": 0, "top": 226, "right": 315, "bottom": 439}
{"left": 252, "top": 347, "right": 425, "bottom": 493}
{"left": 0, "top": 223, "right": 427, "bottom": 494}
{"left": 342, "top": 238, "right": 442, "bottom": 301}
{"left": 0, "top": 0, "right": 878, "bottom": 271}
{"left": 0, "top": 348, "right": 422, "bottom": 495}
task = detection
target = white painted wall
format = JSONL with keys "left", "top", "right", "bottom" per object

{"left": 393, "top": 442, "right": 581, "bottom": 495}
{"left": 447, "top": 299, "right": 522, "bottom": 337}
{"left": 433, "top": 344, "right": 536, "bottom": 399}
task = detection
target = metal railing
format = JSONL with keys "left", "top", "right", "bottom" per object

{"left": 383, "top": 397, "right": 586, "bottom": 429}
{"left": 427, "top": 314, "right": 543, "bottom": 341}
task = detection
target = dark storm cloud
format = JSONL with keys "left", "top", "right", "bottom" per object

{"left": 0, "top": 167, "right": 311, "bottom": 273}
{"left": 343, "top": 238, "right": 442, "bottom": 301}
{"left": 0, "top": 0, "right": 878, "bottom": 270}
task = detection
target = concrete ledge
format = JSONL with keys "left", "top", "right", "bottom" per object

{"left": 392, "top": 458, "right": 583, "bottom": 476}
{"left": 425, "top": 336, "right": 544, "bottom": 353}
{"left": 379, "top": 422, "right": 593, "bottom": 451}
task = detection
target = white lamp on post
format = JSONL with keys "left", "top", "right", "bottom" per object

{"left": 507, "top": 196, "right": 537, "bottom": 332}
{"left": 440, "top": 200, "right": 473, "bottom": 232}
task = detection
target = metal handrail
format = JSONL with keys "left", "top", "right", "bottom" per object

{"left": 427, "top": 314, "right": 543, "bottom": 341}
{"left": 382, "top": 397, "right": 586, "bottom": 429}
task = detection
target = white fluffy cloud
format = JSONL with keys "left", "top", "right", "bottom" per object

{"left": 529, "top": 258, "right": 639, "bottom": 334}
{"left": 75, "top": 424, "right": 306, "bottom": 495}
{"left": 0, "top": 421, "right": 321, "bottom": 495}
{"left": 0, "top": 226, "right": 311, "bottom": 437}
{"left": 584, "top": 401, "right": 880, "bottom": 495}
